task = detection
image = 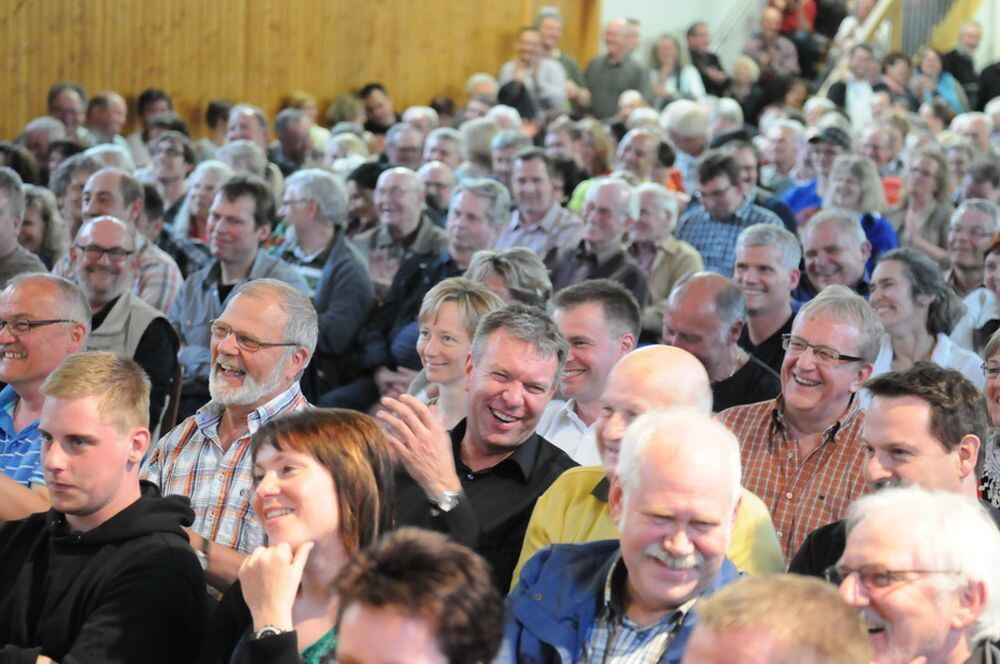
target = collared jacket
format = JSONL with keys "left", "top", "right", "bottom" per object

{"left": 500, "top": 539, "right": 740, "bottom": 664}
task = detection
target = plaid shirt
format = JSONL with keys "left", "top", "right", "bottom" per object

{"left": 494, "top": 203, "right": 584, "bottom": 269}
{"left": 675, "top": 196, "right": 783, "bottom": 277}
{"left": 0, "top": 386, "right": 44, "bottom": 486}
{"left": 717, "top": 396, "right": 867, "bottom": 562}
{"left": 140, "top": 383, "right": 310, "bottom": 554}
{"left": 53, "top": 236, "right": 183, "bottom": 314}
{"left": 581, "top": 552, "right": 694, "bottom": 664}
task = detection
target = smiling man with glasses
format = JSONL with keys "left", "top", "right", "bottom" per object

{"left": 676, "top": 151, "right": 783, "bottom": 277}
{"left": 143, "top": 278, "right": 316, "bottom": 593}
{"left": 945, "top": 199, "right": 1000, "bottom": 298}
{"left": 832, "top": 486, "right": 1000, "bottom": 664}
{"left": 0, "top": 273, "right": 89, "bottom": 522}
{"left": 718, "top": 285, "right": 883, "bottom": 562}
{"left": 71, "top": 216, "right": 178, "bottom": 435}
{"left": 789, "top": 362, "right": 1000, "bottom": 578}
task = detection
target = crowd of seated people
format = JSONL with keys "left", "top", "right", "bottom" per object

{"left": 1, "top": 4, "right": 1000, "bottom": 662}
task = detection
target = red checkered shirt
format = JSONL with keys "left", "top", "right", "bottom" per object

{"left": 717, "top": 396, "right": 867, "bottom": 563}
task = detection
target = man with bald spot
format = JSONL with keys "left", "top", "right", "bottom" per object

{"left": 511, "top": 345, "right": 783, "bottom": 586}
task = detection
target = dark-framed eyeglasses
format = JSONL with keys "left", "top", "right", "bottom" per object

{"left": 982, "top": 362, "right": 1000, "bottom": 380}
{"left": 0, "top": 318, "right": 76, "bottom": 337}
{"left": 781, "top": 334, "right": 864, "bottom": 365}
{"left": 75, "top": 244, "right": 134, "bottom": 262}
{"left": 209, "top": 320, "right": 300, "bottom": 353}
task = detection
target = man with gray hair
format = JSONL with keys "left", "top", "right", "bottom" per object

{"left": 352, "top": 167, "right": 447, "bottom": 297}
{"left": 734, "top": 223, "right": 802, "bottom": 374}
{"left": 384, "top": 122, "right": 425, "bottom": 171}
{"left": 83, "top": 91, "right": 129, "bottom": 152}
{"left": 942, "top": 20, "right": 983, "bottom": 107}
{"left": 226, "top": 103, "right": 284, "bottom": 197}
{"left": 495, "top": 147, "right": 583, "bottom": 268}
{"left": 271, "top": 107, "right": 316, "bottom": 176}
{"left": 170, "top": 175, "right": 308, "bottom": 420}
{"left": 380, "top": 303, "right": 576, "bottom": 591}
{"left": 663, "top": 272, "right": 780, "bottom": 412}
{"left": 629, "top": 182, "right": 703, "bottom": 337}
{"left": 551, "top": 178, "right": 648, "bottom": 306}
{"left": 946, "top": 198, "right": 1000, "bottom": 298}
{"left": 326, "top": 178, "right": 509, "bottom": 411}
{"left": 401, "top": 105, "right": 439, "bottom": 137}
{"left": 951, "top": 112, "right": 994, "bottom": 157}
{"left": 719, "top": 285, "right": 883, "bottom": 561}
{"left": 422, "top": 126, "right": 464, "bottom": 170}
{"left": 72, "top": 216, "right": 178, "bottom": 432}
{"left": 0, "top": 168, "right": 46, "bottom": 287}
{"left": 502, "top": 407, "right": 742, "bottom": 662}
{"left": 277, "top": 168, "right": 374, "bottom": 396}
{"left": 143, "top": 278, "right": 317, "bottom": 591}
{"left": 798, "top": 209, "right": 872, "bottom": 301}
{"left": 831, "top": 486, "right": 1000, "bottom": 663}
{"left": 417, "top": 160, "right": 456, "bottom": 225}
{"left": 0, "top": 273, "right": 89, "bottom": 522}
{"left": 48, "top": 153, "right": 103, "bottom": 242}
{"left": 17, "top": 116, "right": 66, "bottom": 181}
{"left": 662, "top": 99, "right": 710, "bottom": 193}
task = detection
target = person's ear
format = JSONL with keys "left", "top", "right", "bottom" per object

{"left": 955, "top": 433, "right": 980, "bottom": 482}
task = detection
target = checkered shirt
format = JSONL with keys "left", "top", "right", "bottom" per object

{"left": 140, "top": 383, "right": 310, "bottom": 553}
{"left": 717, "top": 396, "right": 868, "bottom": 563}
{"left": 675, "top": 196, "right": 783, "bottom": 277}
{"left": 581, "top": 552, "right": 694, "bottom": 664}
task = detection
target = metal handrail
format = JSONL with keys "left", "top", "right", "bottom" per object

{"left": 817, "top": 0, "right": 900, "bottom": 96}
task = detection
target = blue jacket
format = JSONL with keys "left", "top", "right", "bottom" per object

{"left": 499, "top": 540, "right": 741, "bottom": 664}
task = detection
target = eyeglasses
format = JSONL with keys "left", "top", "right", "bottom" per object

{"left": 0, "top": 318, "right": 76, "bottom": 337}
{"left": 824, "top": 564, "right": 959, "bottom": 590}
{"left": 982, "top": 362, "right": 1000, "bottom": 379}
{"left": 76, "top": 244, "right": 134, "bottom": 262}
{"left": 782, "top": 334, "right": 864, "bottom": 365}
{"left": 209, "top": 320, "right": 300, "bottom": 353}
{"left": 949, "top": 224, "right": 994, "bottom": 239}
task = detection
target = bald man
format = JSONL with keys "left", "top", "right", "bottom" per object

{"left": 662, "top": 273, "right": 780, "bottom": 412}
{"left": 511, "top": 345, "right": 783, "bottom": 587}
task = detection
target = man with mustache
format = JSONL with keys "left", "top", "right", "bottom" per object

{"left": 790, "top": 362, "right": 1000, "bottom": 576}
{"left": 512, "top": 345, "right": 782, "bottom": 587}
{"left": 500, "top": 407, "right": 744, "bottom": 663}
{"left": 143, "top": 278, "right": 316, "bottom": 592}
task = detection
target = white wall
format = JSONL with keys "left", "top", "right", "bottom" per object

{"left": 597, "top": 0, "right": 768, "bottom": 70}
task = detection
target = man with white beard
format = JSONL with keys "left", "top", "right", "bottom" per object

{"left": 142, "top": 278, "right": 316, "bottom": 591}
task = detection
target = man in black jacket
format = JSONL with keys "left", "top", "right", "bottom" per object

{"left": 789, "top": 362, "right": 1000, "bottom": 577}
{"left": 0, "top": 351, "right": 206, "bottom": 663}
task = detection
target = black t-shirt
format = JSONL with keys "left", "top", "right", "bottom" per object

{"left": 712, "top": 354, "right": 781, "bottom": 413}
{"left": 738, "top": 312, "right": 794, "bottom": 377}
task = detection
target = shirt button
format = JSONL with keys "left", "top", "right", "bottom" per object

{"left": 466, "top": 473, "right": 475, "bottom": 481}
{"left": 776, "top": 530, "right": 783, "bottom": 538}
{"left": 786, "top": 492, "right": 793, "bottom": 499}
{"left": 786, "top": 452, "right": 793, "bottom": 459}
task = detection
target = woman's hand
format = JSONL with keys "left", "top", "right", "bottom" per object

{"left": 240, "top": 541, "right": 315, "bottom": 632}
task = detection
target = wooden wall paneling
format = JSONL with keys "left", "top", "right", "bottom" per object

{"left": 1, "top": 0, "right": 599, "bottom": 142}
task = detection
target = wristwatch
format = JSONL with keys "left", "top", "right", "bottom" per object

{"left": 430, "top": 489, "right": 465, "bottom": 512}
{"left": 253, "top": 625, "right": 287, "bottom": 640}
{"left": 193, "top": 536, "right": 210, "bottom": 571}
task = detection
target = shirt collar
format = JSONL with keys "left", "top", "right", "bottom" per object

{"left": 448, "top": 418, "right": 541, "bottom": 481}
{"left": 601, "top": 551, "right": 698, "bottom": 626}
{"left": 773, "top": 393, "right": 861, "bottom": 443}
{"left": 195, "top": 382, "right": 305, "bottom": 436}
{"left": 511, "top": 203, "right": 561, "bottom": 233}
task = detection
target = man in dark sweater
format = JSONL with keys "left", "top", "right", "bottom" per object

{"left": 789, "top": 362, "right": 1000, "bottom": 577}
{"left": 0, "top": 351, "right": 206, "bottom": 663}
{"left": 662, "top": 272, "right": 780, "bottom": 412}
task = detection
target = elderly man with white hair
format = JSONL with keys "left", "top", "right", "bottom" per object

{"left": 661, "top": 99, "right": 709, "bottom": 193}
{"left": 830, "top": 486, "right": 1000, "bottom": 663}
{"left": 502, "top": 407, "right": 744, "bottom": 663}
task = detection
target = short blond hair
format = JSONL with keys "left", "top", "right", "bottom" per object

{"left": 418, "top": 277, "right": 505, "bottom": 339}
{"left": 40, "top": 351, "right": 150, "bottom": 433}
{"left": 696, "top": 575, "right": 872, "bottom": 663}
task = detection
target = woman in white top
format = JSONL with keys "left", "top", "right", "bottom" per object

{"left": 648, "top": 34, "right": 705, "bottom": 110}
{"left": 868, "top": 248, "right": 983, "bottom": 396}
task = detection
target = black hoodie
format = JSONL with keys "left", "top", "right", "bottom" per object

{"left": 0, "top": 481, "right": 207, "bottom": 663}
